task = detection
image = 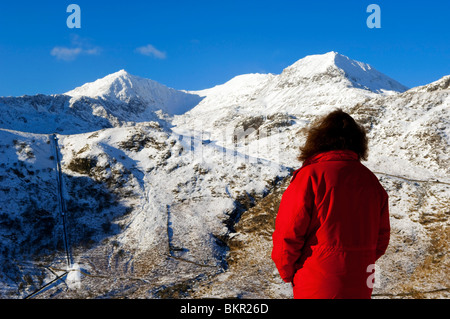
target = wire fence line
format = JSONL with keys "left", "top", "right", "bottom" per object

{"left": 373, "top": 171, "right": 450, "bottom": 186}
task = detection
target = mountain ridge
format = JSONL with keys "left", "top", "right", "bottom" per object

{"left": 1, "top": 51, "right": 411, "bottom": 135}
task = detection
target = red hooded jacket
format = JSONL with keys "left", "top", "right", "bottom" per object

{"left": 272, "top": 150, "right": 390, "bottom": 299}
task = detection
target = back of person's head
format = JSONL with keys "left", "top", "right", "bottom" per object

{"left": 298, "top": 109, "right": 368, "bottom": 162}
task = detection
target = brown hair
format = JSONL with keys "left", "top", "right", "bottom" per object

{"left": 298, "top": 109, "right": 368, "bottom": 162}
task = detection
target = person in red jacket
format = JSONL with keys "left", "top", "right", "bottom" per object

{"left": 272, "top": 109, "right": 390, "bottom": 299}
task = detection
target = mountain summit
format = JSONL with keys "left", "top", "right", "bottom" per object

{"left": 280, "top": 51, "right": 409, "bottom": 94}
{"left": 66, "top": 69, "right": 203, "bottom": 115}
{"left": 66, "top": 69, "right": 163, "bottom": 102}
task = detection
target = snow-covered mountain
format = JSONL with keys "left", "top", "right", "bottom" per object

{"left": 182, "top": 51, "right": 407, "bottom": 116}
{"left": 0, "top": 52, "right": 449, "bottom": 299}
{"left": 65, "top": 69, "right": 203, "bottom": 115}
{"left": 283, "top": 51, "right": 407, "bottom": 93}
{"left": 173, "top": 51, "right": 411, "bottom": 168}
{"left": 0, "top": 70, "right": 202, "bottom": 135}
{"left": 173, "top": 52, "right": 408, "bottom": 151}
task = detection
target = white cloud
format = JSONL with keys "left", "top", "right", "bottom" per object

{"left": 51, "top": 35, "right": 101, "bottom": 61}
{"left": 50, "top": 47, "right": 81, "bottom": 61}
{"left": 135, "top": 44, "right": 167, "bottom": 59}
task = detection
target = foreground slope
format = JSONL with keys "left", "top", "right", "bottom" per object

{"left": 0, "top": 122, "right": 288, "bottom": 298}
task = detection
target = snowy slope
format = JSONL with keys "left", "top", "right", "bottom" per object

{"left": 0, "top": 129, "right": 62, "bottom": 295}
{"left": 0, "top": 122, "right": 289, "bottom": 298}
{"left": 353, "top": 75, "right": 450, "bottom": 181}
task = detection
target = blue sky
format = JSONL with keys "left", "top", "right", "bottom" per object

{"left": 0, "top": 0, "right": 449, "bottom": 96}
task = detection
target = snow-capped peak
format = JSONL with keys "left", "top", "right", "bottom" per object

{"left": 282, "top": 51, "right": 409, "bottom": 94}
{"left": 65, "top": 70, "right": 203, "bottom": 115}
{"left": 66, "top": 69, "right": 164, "bottom": 102}
{"left": 282, "top": 51, "right": 340, "bottom": 78}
